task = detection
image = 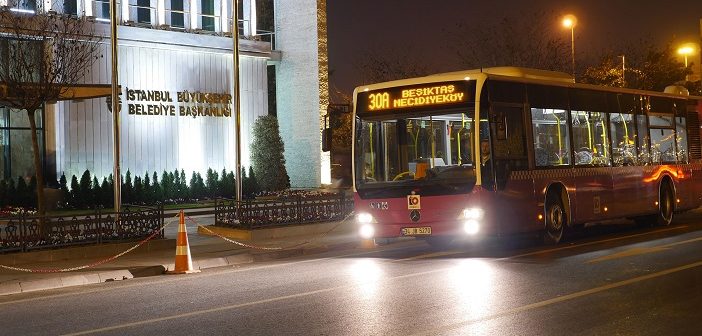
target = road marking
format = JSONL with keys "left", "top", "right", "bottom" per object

{"left": 502, "top": 225, "right": 687, "bottom": 260}
{"left": 394, "top": 250, "right": 464, "bottom": 262}
{"left": 0, "top": 240, "right": 424, "bottom": 306}
{"left": 413, "top": 259, "right": 702, "bottom": 336}
{"left": 0, "top": 225, "right": 691, "bottom": 306}
{"left": 62, "top": 266, "right": 455, "bottom": 336}
{"left": 587, "top": 235, "right": 702, "bottom": 263}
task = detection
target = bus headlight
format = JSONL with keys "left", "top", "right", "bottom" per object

{"left": 357, "top": 213, "right": 374, "bottom": 224}
{"left": 463, "top": 208, "right": 484, "bottom": 220}
{"left": 463, "top": 219, "right": 480, "bottom": 235}
{"left": 359, "top": 224, "right": 375, "bottom": 239}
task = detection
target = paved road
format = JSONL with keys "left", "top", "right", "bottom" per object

{"left": 2, "top": 213, "right": 702, "bottom": 335}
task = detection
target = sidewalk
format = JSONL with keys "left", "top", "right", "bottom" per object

{"left": 0, "top": 214, "right": 363, "bottom": 296}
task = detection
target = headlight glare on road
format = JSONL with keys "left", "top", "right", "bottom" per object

{"left": 463, "top": 219, "right": 480, "bottom": 235}
{"left": 357, "top": 212, "right": 374, "bottom": 224}
{"left": 463, "top": 207, "right": 484, "bottom": 219}
{"left": 359, "top": 224, "right": 375, "bottom": 239}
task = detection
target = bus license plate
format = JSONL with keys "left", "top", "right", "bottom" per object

{"left": 402, "top": 227, "right": 432, "bottom": 236}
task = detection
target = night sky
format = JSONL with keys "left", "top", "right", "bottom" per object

{"left": 327, "top": 0, "right": 702, "bottom": 99}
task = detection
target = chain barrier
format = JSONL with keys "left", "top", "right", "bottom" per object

{"left": 0, "top": 214, "right": 180, "bottom": 273}
{"left": 189, "top": 211, "right": 356, "bottom": 251}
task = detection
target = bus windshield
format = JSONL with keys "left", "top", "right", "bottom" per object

{"left": 355, "top": 109, "right": 477, "bottom": 198}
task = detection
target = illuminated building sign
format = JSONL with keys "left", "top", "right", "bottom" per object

{"left": 125, "top": 88, "right": 232, "bottom": 118}
{"left": 357, "top": 81, "right": 474, "bottom": 115}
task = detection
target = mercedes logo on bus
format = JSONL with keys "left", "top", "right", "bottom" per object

{"left": 409, "top": 210, "right": 421, "bottom": 222}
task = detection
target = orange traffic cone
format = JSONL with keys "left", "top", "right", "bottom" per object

{"left": 167, "top": 210, "right": 200, "bottom": 274}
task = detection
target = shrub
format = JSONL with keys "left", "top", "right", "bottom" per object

{"left": 251, "top": 115, "right": 290, "bottom": 191}
{"left": 70, "top": 175, "right": 80, "bottom": 208}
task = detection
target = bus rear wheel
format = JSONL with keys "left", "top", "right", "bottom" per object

{"left": 633, "top": 181, "right": 675, "bottom": 227}
{"left": 656, "top": 181, "right": 675, "bottom": 226}
{"left": 543, "top": 192, "right": 566, "bottom": 245}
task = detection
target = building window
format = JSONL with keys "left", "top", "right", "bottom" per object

{"left": 136, "top": 0, "right": 151, "bottom": 24}
{"left": 95, "top": 0, "right": 111, "bottom": 20}
{"left": 167, "top": 0, "right": 187, "bottom": 28}
{"left": 200, "top": 0, "right": 215, "bottom": 31}
{"left": 15, "top": 0, "right": 36, "bottom": 12}
{"left": 63, "top": 0, "right": 78, "bottom": 15}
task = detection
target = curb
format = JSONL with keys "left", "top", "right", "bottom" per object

{"left": 0, "top": 238, "right": 365, "bottom": 296}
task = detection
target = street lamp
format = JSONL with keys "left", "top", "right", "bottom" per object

{"left": 562, "top": 14, "right": 577, "bottom": 81}
{"left": 677, "top": 45, "right": 695, "bottom": 81}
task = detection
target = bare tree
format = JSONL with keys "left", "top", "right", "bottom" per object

{"left": 446, "top": 10, "right": 570, "bottom": 74}
{"left": 0, "top": 4, "right": 102, "bottom": 215}
{"left": 352, "top": 45, "right": 430, "bottom": 85}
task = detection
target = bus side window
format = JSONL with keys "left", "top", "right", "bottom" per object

{"left": 635, "top": 115, "right": 650, "bottom": 165}
{"left": 531, "top": 107, "right": 571, "bottom": 167}
{"left": 609, "top": 113, "right": 637, "bottom": 166}
{"left": 676, "top": 116, "right": 688, "bottom": 163}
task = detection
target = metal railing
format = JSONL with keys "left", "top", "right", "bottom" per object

{"left": 0, "top": 205, "right": 164, "bottom": 253}
{"left": 215, "top": 193, "right": 353, "bottom": 229}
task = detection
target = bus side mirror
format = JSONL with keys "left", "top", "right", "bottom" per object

{"left": 322, "top": 127, "right": 332, "bottom": 152}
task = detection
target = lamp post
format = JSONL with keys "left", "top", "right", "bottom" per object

{"left": 109, "top": 0, "right": 121, "bottom": 212}
{"left": 678, "top": 45, "right": 694, "bottom": 81}
{"left": 562, "top": 14, "right": 577, "bottom": 81}
{"left": 232, "top": 0, "right": 242, "bottom": 202}
{"left": 619, "top": 55, "right": 626, "bottom": 88}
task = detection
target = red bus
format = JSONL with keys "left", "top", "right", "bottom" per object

{"left": 352, "top": 67, "right": 702, "bottom": 246}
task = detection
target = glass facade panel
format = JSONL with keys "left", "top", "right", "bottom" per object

{"left": 0, "top": 107, "right": 43, "bottom": 180}
{"left": 9, "top": 130, "right": 41, "bottom": 179}
{"left": 531, "top": 108, "right": 570, "bottom": 167}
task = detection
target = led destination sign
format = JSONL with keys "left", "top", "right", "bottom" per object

{"left": 357, "top": 81, "right": 474, "bottom": 115}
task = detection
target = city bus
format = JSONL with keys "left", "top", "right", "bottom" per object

{"left": 352, "top": 67, "right": 702, "bottom": 246}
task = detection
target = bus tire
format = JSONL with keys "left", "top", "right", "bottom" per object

{"left": 424, "top": 236, "right": 453, "bottom": 249}
{"left": 543, "top": 191, "right": 566, "bottom": 245}
{"left": 656, "top": 180, "right": 675, "bottom": 226}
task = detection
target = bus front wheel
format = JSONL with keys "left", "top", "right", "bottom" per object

{"left": 543, "top": 192, "right": 566, "bottom": 245}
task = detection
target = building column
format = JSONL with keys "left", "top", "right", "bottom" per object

{"left": 274, "top": 0, "right": 328, "bottom": 188}
{"left": 121, "top": 0, "right": 129, "bottom": 22}
{"left": 157, "top": 0, "right": 165, "bottom": 26}
{"left": 190, "top": 0, "right": 198, "bottom": 29}
{"left": 76, "top": 0, "right": 84, "bottom": 16}
{"left": 83, "top": 0, "right": 92, "bottom": 17}
{"left": 220, "top": 0, "right": 228, "bottom": 32}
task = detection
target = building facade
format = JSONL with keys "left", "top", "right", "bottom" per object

{"left": 0, "top": 0, "right": 328, "bottom": 188}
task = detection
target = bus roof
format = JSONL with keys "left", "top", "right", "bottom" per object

{"left": 353, "top": 66, "right": 702, "bottom": 101}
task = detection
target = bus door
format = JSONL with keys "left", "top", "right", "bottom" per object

{"left": 489, "top": 103, "right": 531, "bottom": 230}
